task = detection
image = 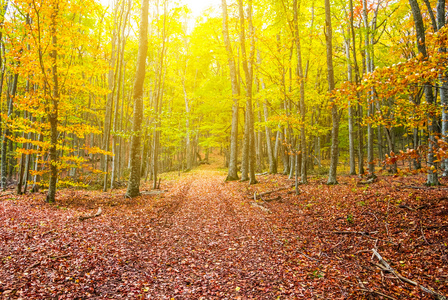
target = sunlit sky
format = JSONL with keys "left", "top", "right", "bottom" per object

{"left": 180, "top": 0, "right": 221, "bottom": 16}
{"left": 101, "top": 0, "right": 221, "bottom": 17}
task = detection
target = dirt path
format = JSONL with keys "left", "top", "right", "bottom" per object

{"left": 129, "top": 171, "right": 300, "bottom": 298}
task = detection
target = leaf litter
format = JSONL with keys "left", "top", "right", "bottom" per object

{"left": 1, "top": 170, "right": 447, "bottom": 299}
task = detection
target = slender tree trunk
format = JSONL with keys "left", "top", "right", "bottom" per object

{"left": 22, "top": 113, "right": 33, "bottom": 193}
{"left": 274, "top": 129, "right": 281, "bottom": 172}
{"left": 1, "top": 74, "right": 17, "bottom": 190}
{"left": 361, "top": 0, "right": 375, "bottom": 176}
{"left": 111, "top": 2, "right": 130, "bottom": 189}
{"left": 385, "top": 127, "right": 397, "bottom": 173}
{"left": 183, "top": 80, "right": 192, "bottom": 171}
{"left": 102, "top": 3, "right": 120, "bottom": 191}
{"left": 46, "top": 2, "right": 59, "bottom": 203}
{"left": 437, "top": 0, "right": 448, "bottom": 176}
{"left": 237, "top": 0, "right": 256, "bottom": 184}
{"left": 262, "top": 88, "right": 276, "bottom": 174}
{"left": 152, "top": 3, "right": 168, "bottom": 189}
{"left": 31, "top": 124, "right": 44, "bottom": 193}
{"left": 222, "top": 0, "right": 239, "bottom": 181}
{"left": 325, "top": 0, "right": 339, "bottom": 184}
{"left": 293, "top": 0, "right": 307, "bottom": 184}
{"left": 409, "top": 0, "right": 439, "bottom": 185}
{"left": 125, "top": 0, "right": 149, "bottom": 197}
{"left": 256, "top": 100, "right": 263, "bottom": 172}
{"left": 349, "top": 0, "right": 364, "bottom": 175}
{"left": 17, "top": 111, "right": 27, "bottom": 195}
{"left": 344, "top": 32, "right": 356, "bottom": 175}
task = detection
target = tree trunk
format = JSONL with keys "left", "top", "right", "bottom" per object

{"left": 362, "top": 0, "right": 375, "bottom": 176}
{"left": 237, "top": 0, "right": 256, "bottom": 184}
{"left": 437, "top": 0, "right": 448, "bottom": 176}
{"left": 344, "top": 33, "right": 356, "bottom": 175}
{"left": 409, "top": 0, "right": 439, "bottom": 185}
{"left": 349, "top": 0, "right": 364, "bottom": 175}
{"left": 46, "top": 2, "right": 59, "bottom": 203}
{"left": 125, "top": 0, "right": 149, "bottom": 197}
{"left": 293, "top": 0, "right": 307, "bottom": 184}
{"left": 325, "top": 0, "right": 339, "bottom": 185}
{"left": 102, "top": 3, "right": 120, "bottom": 191}
{"left": 1, "top": 73, "right": 17, "bottom": 190}
{"left": 222, "top": 0, "right": 239, "bottom": 181}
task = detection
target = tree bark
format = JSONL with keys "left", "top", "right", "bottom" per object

{"left": 437, "top": 0, "right": 448, "bottom": 176}
{"left": 344, "top": 27, "right": 356, "bottom": 175}
{"left": 1, "top": 73, "right": 17, "bottom": 190}
{"left": 46, "top": 1, "right": 59, "bottom": 203}
{"left": 349, "top": 0, "right": 364, "bottom": 175}
{"left": 222, "top": 0, "right": 239, "bottom": 181}
{"left": 362, "top": 0, "right": 375, "bottom": 176}
{"left": 325, "top": 0, "right": 339, "bottom": 185}
{"left": 237, "top": 0, "right": 257, "bottom": 184}
{"left": 102, "top": 3, "right": 120, "bottom": 191}
{"left": 293, "top": 0, "right": 307, "bottom": 184}
{"left": 409, "top": 0, "right": 439, "bottom": 185}
{"left": 125, "top": 0, "right": 149, "bottom": 198}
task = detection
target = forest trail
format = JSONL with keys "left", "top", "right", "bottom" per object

{"left": 139, "top": 170, "right": 298, "bottom": 298}
{"left": 1, "top": 169, "right": 448, "bottom": 299}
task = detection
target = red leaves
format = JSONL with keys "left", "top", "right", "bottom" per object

{"left": 1, "top": 172, "right": 448, "bottom": 298}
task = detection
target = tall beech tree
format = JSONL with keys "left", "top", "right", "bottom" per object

{"left": 222, "top": 0, "right": 239, "bottom": 181}
{"left": 325, "top": 0, "right": 339, "bottom": 185}
{"left": 409, "top": 0, "right": 438, "bottom": 186}
{"left": 238, "top": 0, "right": 257, "bottom": 184}
{"left": 126, "top": 0, "right": 149, "bottom": 198}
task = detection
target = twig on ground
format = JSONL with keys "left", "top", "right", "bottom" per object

{"left": 27, "top": 261, "right": 41, "bottom": 269}
{"left": 41, "top": 229, "right": 55, "bottom": 237}
{"left": 49, "top": 253, "right": 71, "bottom": 259}
{"left": 399, "top": 204, "right": 415, "bottom": 211}
{"left": 250, "top": 201, "right": 271, "bottom": 213}
{"left": 296, "top": 250, "right": 319, "bottom": 261}
{"left": 402, "top": 185, "right": 448, "bottom": 190}
{"left": 0, "top": 192, "right": 14, "bottom": 198}
{"left": 371, "top": 248, "right": 447, "bottom": 300}
{"left": 250, "top": 185, "right": 294, "bottom": 200}
{"left": 79, "top": 207, "right": 102, "bottom": 221}
{"left": 330, "top": 231, "right": 378, "bottom": 235}
{"left": 358, "top": 289, "right": 398, "bottom": 300}
{"left": 261, "top": 196, "right": 282, "bottom": 202}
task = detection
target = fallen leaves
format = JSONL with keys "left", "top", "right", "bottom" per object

{"left": 0, "top": 171, "right": 447, "bottom": 298}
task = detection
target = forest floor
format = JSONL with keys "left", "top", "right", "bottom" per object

{"left": 1, "top": 162, "right": 448, "bottom": 299}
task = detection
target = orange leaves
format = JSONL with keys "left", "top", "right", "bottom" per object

{"left": 267, "top": 114, "right": 304, "bottom": 130}
{"left": 83, "top": 146, "right": 114, "bottom": 157}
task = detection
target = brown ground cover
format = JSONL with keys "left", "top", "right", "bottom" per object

{"left": 1, "top": 167, "right": 447, "bottom": 299}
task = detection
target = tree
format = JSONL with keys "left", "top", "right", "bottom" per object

{"left": 126, "top": 0, "right": 149, "bottom": 198}
{"left": 222, "top": 0, "right": 239, "bottom": 181}
{"left": 237, "top": 0, "right": 257, "bottom": 184}
{"left": 325, "top": 0, "right": 339, "bottom": 185}
{"left": 408, "top": 0, "right": 438, "bottom": 186}
{"left": 293, "top": 0, "right": 307, "bottom": 184}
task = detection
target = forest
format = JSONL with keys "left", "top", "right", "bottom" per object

{"left": 0, "top": 0, "right": 448, "bottom": 298}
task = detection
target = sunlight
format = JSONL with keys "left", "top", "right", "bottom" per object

{"left": 101, "top": 0, "right": 220, "bottom": 16}
{"left": 180, "top": 0, "right": 220, "bottom": 16}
